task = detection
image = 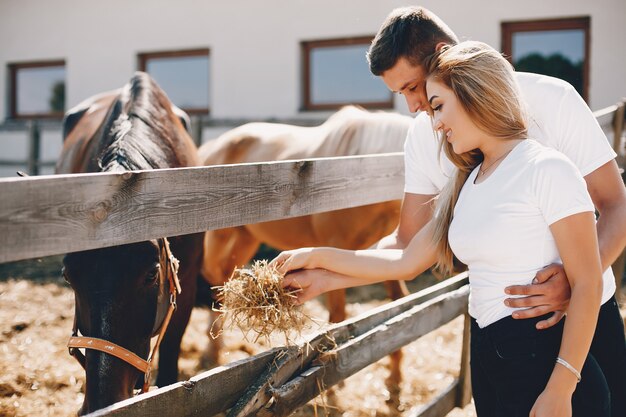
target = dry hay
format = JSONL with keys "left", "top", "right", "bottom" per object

{"left": 213, "top": 260, "right": 311, "bottom": 344}
{"left": 0, "top": 279, "right": 84, "bottom": 417}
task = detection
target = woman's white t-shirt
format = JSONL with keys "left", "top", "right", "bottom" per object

{"left": 448, "top": 139, "right": 615, "bottom": 328}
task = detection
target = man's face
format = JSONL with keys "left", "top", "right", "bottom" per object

{"left": 381, "top": 57, "right": 429, "bottom": 114}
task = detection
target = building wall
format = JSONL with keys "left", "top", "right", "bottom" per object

{"left": 1, "top": 0, "right": 624, "bottom": 119}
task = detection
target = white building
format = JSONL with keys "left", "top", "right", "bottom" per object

{"left": 1, "top": 0, "right": 624, "bottom": 176}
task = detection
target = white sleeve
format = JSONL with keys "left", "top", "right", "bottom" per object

{"left": 404, "top": 114, "right": 448, "bottom": 195}
{"left": 533, "top": 151, "right": 595, "bottom": 225}
{"left": 553, "top": 84, "right": 617, "bottom": 176}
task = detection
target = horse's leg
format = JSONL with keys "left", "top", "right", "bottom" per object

{"left": 155, "top": 233, "right": 204, "bottom": 387}
{"left": 383, "top": 280, "right": 410, "bottom": 393}
{"left": 326, "top": 289, "right": 347, "bottom": 323}
{"left": 201, "top": 227, "right": 260, "bottom": 366}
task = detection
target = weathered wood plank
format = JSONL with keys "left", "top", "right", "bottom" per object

{"left": 455, "top": 312, "right": 472, "bottom": 408}
{"left": 0, "top": 153, "right": 403, "bottom": 263}
{"left": 232, "top": 274, "right": 469, "bottom": 416}
{"left": 265, "top": 286, "right": 469, "bottom": 416}
{"left": 228, "top": 274, "right": 467, "bottom": 417}
{"left": 332, "top": 273, "right": 468, "bottom": 340}
{"left": 84, "top": 348, "right": 280, "bottom": 417}
{"left": 409, "top": 379, "right": 458, "bottom": 417}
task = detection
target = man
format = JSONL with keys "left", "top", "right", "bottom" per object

{"left": 370, "top": 6, "right": 626, "bottom": 416}
{"left": 287, "top": 6, "right": 626, "bottom": 416}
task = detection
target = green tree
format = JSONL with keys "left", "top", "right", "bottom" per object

{"left": 515, "top": 53, "right": 584, "bottom": 98}
{"left": 49, "top": 81, "right": 65, "bottom": 113}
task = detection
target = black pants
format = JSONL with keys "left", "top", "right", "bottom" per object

{"left": 470, "top": 300, "right": 622, "bottom": 417}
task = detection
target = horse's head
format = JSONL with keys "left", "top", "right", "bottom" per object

{"left": 63, "top": 239, "right": 178, "bottom": 415}
{"left": 57, "top": 72, "right": 199, "bottom": 415}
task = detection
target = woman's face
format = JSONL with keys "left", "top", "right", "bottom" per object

{"left": 426, "top": 77, "right": 485, "bottom": 155}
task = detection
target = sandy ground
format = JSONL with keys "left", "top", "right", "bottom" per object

{"left": 1, "top": 256, "right": 623, "bottom": 417}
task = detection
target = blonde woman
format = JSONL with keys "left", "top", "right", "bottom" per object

{"left": 272, "top": 42, "right": 620, "bottom": 417}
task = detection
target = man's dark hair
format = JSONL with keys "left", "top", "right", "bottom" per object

{"left": 367, "top": 6, "right": 459, "bottom": 75}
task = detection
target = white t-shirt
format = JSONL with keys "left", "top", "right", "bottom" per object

{"left": 449, "top": 139, "right": 616, "bottom": 328}
{"left": 404, "top": 72, "right": 617, "bottom": 195}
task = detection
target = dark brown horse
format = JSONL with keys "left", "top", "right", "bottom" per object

{"left": 56, "top": 72, "right": 204, "bottom": 415}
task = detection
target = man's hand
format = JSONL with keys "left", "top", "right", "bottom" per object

{"left": 504, "top": 263, "right": 571, "bottom": 329}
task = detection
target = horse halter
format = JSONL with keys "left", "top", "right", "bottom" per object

{"left": 67, "top": 238, "right": 181, "bottom": 394}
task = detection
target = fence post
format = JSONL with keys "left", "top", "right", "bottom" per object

{"left": 455, "top": 310, "right": 472, "bottom": 409}
{"left": 27, "top": 120, "right": 41, "bottom": 176}
{"left": 190, "top": 115, "right": 203, "bottom": 146}
{"left": 611, "top": 100, "right": 626, "bottom": 302}
{"left": 612, "top": 99, "right": 625, "bottom": 167}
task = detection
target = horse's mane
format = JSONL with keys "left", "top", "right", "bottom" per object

{"left": 97, "top": 72, "right": 182, "bottom": 172}
{"left": 320, "top": 106, "right": 412, "bottom": 155}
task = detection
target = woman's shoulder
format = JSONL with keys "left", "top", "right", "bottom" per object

{"left": 521, "top": 139, "right": 581, "bottom": 177}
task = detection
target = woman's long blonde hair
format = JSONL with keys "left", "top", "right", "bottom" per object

{"left": 425, "top": 41, "right": 528, "bottom": 275}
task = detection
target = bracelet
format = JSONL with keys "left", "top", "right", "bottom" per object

{"left": 555, "top": 357, "right": 581, "bottom": 383}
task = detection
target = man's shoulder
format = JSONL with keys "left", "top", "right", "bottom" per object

{"left": 515, "top": 72, "right": 575, "bottom": 92}
{"left": 515, "top": 72, "right": 576, "bottom": 105}
{"left": 521, "top": 140, "right": 578, "bottom": 174}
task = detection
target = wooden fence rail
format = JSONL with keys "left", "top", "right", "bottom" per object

{"left": 0, "top": 153, "right": 403, "bottom": 263}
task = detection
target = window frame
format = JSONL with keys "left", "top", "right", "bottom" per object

{"left": 301, "top": 36, "right": 393, "bottom": 111}
{"left": 9, "top": 59, "right": 66, "bottom": 119}
{"left": 501, "top": 16, "right": 590, "bottom": 102}
{"left": 138, "top": 48, "right": 210, "bottom": 115}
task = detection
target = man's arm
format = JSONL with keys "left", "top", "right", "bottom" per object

{"left": 506, "top": 159, "right": 626, "bottom": 328}
{"left": 586, "top": 160, "right": 626, "bottom": 271}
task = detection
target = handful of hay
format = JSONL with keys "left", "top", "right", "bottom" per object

{"left": 214, "top": 260, "right": 308, "bottom": 343}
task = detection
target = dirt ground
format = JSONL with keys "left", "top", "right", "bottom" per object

{"left": 0, "top": 256, "right": 623, "bottom": 417}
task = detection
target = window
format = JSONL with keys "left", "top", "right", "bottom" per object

{"left": 502, "top": 17, "right": 590, "bottom": 101}
{"left": 302, "top": 37, "right": 393, "bottom": 111}
{"left": 138, "top": 48, "right": 210, "bottom": 114}
{"left": 9, "top": 60, "right": 66, "bottom": 119}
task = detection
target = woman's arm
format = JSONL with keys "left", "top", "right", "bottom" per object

{"left": 530, "top": 211, "right": 604, "bottom": 417}
{"left": 273, "top": 220, "right": 439, "bottom": 285}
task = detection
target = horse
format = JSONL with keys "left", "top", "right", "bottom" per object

{"left": 198, "top": 106, "right": 412, "bottom": 385}
{"left": 56, "top": 72, "right": 204, "bottom": 415}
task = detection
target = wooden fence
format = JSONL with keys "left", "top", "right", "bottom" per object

{"left": 0, "top": 100, "right": 624, "bottom": 416}
{"left": 0, "top": 151, "right": 472, "bottom": 417}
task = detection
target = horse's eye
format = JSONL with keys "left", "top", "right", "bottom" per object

{"left": 146, "top": 264, "right": 160, "bottom": 284}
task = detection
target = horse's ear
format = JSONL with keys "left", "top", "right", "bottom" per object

{"left": 62, "top": 107, "right": 89, "bottom": 141}
{"left": 172, "top": 105, "right": 191, "bottom": 133}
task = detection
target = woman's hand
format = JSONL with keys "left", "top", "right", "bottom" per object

{"left": 270, "top": 248, "right": 317, "bottom": 275}
{"left": 280, "top": 268, "right": 335, "bottom": 304}
{"left": 529, "top": 387, "right": 573, "bottom": 417}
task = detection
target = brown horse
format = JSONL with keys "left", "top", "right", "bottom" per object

{"left": 56, "top": 72, "right": 204, "bottom": 415}
{"left": 198, "top": 106, "right": 412, "bottom": 383}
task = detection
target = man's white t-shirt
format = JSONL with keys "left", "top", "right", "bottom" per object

{"left": 449, "top": 139, "right": 616, "bottom": 328}
{"left": 404, "top": 72, "right": 617, "bottom": 195}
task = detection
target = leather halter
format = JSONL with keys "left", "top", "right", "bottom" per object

{"left": 67, "top": 238, "right": 181, "bottom": 393}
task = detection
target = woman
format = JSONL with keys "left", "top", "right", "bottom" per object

{"left": 272, "top": 42, "right": 619, "bottom": 417}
